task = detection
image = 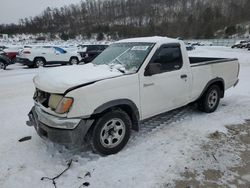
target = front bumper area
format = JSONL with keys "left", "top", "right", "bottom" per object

{"left": 16, "top": 57, "right": 33, "bottom": 65}
{"left": 27, "top": 106, "right": 94, "bottom": 147}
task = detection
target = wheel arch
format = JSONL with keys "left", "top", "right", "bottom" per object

{"left": 70, "top": 56, "right": 79, "bottom": 61}
{"left": 33, "top": 56, "right": 46, "bottom": 63}
{"left": 90, "top": 99, "right": 140, "bottom": 132}
{"left": 198, "top": 77, "right": 225, "bottom": 100}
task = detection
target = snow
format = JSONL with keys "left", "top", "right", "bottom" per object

{"left": 34, "top": 63, "right": 122, "bottom": 93}
{"left": 117, "top": 36, "right": 179, "bottom": 44}
{"left": 0, "top": 46, "right": 250, "bottom": 188}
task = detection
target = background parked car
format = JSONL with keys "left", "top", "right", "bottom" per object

{"left": 242, "top": 42, "right": 250, "bottom": 49}
{"left": 0, "top": 45, "right": 8, "bottom": 51}
{"left": 16, "top": 46, "right": 82, "bottom": 68}
{"left": 3, "top": 46, "right": 22, "bottom": 62}
{"left": 0, "top": 52, "right": 12, "bottom": 70}
{"left": 231, "top": 40, "right": 250, "bottom": 49}
{"left": 185, "top": 43, "right": 195, "bottom": 51}
{"left": 78, "top": 44, "right": 109, "bottom": 63}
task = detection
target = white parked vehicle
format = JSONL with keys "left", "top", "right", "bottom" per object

{"left": 16, "top": 46, "right": 82, "bottom": 68}
{"left": 27, "top": 37, "right": 240, "bottom": 155}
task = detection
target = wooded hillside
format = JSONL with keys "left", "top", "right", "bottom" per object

{"left": 1, "top": 0, "right": 250, "bottom": 39}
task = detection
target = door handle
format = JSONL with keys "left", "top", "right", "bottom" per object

{"left": 143, "top": 83, "right": 154, "bottom": 87}
{"left": 180, "top": 74, "right": 187, "bottom": 79}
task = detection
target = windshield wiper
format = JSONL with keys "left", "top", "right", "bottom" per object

{"left": 116, "top": 68, "right": 125, "bottom": 73}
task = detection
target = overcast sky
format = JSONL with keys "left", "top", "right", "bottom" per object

{"left": 0, "top": 0, "right": 82, "bottom": 24}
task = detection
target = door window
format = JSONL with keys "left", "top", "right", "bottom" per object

{"left": 149, "top": 45, "right": 183, "bottom": 74}
{"left": 54, "top": 47, "right": 66, "bottom": 54}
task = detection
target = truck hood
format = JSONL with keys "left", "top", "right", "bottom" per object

{"left": 33, "top": 63, "right": 123, "bottom": 93}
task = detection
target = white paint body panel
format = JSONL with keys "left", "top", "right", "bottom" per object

{"left": 67, "top": 74, "right": 140, "bottom": 118}
{"left": 33, "top": 63, "right": 122, "bottom": 94}
{"left": 189, "top": 60, "right": 239, "bottom": 102}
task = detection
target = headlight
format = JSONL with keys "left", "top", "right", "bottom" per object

{"left": 48, "top": 94, "right": 73, "bottom": 114}
{"left": 49, "top": 94, "right": 63, "bottom": 110}
{"left": 55, "top": 97, "right": 74, "bottom": 114}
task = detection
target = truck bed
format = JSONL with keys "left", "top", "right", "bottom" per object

{"left": 188, "top": 56, "right": 239, "bottom": 102}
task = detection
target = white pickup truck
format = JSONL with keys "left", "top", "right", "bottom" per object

{"left": 27, "top": 37, "right": 240, "bottom": 155}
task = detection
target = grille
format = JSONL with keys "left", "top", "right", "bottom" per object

{"left": 33, "top": 89, "right": 50, "bottom": 108}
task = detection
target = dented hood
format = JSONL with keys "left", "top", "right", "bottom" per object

{"left": 33, "top": 63, "right": 123, "bottom": 94}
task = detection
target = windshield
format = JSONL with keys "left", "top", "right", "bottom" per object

{"left": 92, "top": 42, "right": 154, "bottom": 73}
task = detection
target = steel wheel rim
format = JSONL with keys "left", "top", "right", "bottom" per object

{"left": 36, "top": 60, "right": 44, "bottom": 67}
{"left": 71, "top": 58, "right": 78, "bottom": 65}
{"left": 100, "top": 118, "right": 126, "bottom": 148}
{"left": 0, "top": 62, "right": 5, "bottom": 69}
{"left": 208, "top": 90, "right": 218, "bottom": 109}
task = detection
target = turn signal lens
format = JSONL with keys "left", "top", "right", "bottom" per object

{"left": 55, "top": 97, "right": 73, "bottom": 114}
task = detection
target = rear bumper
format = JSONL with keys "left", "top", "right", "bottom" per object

{"left": 27, "top": 106, "right": 94, "bottom": 147}
{"left": 16, "top": 57, "right": 33, "bottom": 65}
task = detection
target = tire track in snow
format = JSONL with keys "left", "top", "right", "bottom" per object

{"left": 129, "top": 105, "right": 193, "bottom": 144}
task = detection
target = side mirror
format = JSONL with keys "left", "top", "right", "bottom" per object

{"left": 144, "top": 63, "right": 161, "bottom": 76}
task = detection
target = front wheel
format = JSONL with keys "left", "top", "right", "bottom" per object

{"left": 91, "top": 109, "right": 131, "bottom": 155}
{"left": 69, "top": 57, "right": 79, "bottom": 65}
{"left": 198, "top": 85, "right": 221, "bottom": 113}
{"left": 34, "top": 58, "right": 45, "bottom": 68}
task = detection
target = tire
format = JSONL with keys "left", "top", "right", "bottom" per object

{"left": 198, "top": 85, "right": 221, "bottom": 113}
{"left": 34, "top": 58, "right": 45, "bottom": 68}
{"left": 0, "top": 61, "right": 6, "bottom": 70}
{"left": 91, "top": 109, "right": 132, "bottom": 155}
{"left": 69, "top": 57, "right": 79, "bottom": 65}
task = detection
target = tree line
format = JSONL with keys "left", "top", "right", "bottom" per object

{"left": 1, "top": 0, "right": 250, "bottom": 39}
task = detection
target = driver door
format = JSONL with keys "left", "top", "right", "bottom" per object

{"left": 140, "top": 43, "right": 191, "bottom": 119}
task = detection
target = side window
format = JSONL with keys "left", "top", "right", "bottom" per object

{"left": 150, "top": 45, "right": 183, "bottom": 74}
{"left": 54, "top": 47, "right": 66, "bottom": 54}
{"left": 87, "top": 46, "right": 98, "bottom": 51}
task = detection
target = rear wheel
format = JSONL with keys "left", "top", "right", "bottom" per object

{"left": 69, "top": 57, "right": 79, "bottom": 65}
{"left": 198, "top": 85, "right": 221, "bottom": 113}
{"left": 91, "top": 109, "right": 131, "bottom": 155}
{"left": 34, "top": 58, "right": 45, "bottom": 68}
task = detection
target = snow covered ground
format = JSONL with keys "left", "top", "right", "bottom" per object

{"left": 0, "top": 46, "right": 250, "bottom": 188}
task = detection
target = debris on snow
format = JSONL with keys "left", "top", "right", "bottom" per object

{"left": 41, "top": 159, "right": 73, "bottom": 188}
{"left": 18, "top": 136, "right": 32, "bottom": 142}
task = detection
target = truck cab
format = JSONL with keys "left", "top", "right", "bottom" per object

{"left": 27, "top": 37, "right": 239, "bottom": 155}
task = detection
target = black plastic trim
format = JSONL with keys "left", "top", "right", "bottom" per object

{"left": 198, "top": 77, "right": 225, "bottom": 99}
{"left": 191, "top": 58, "right": 238, "bottom": 67}
{"left": 92, "top": 99, "right": 140, "bottom": 131}
{"left": 27, "top": 106, "right": 95, "bottom": 147}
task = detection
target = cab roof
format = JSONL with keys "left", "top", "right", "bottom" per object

{"left": 116, "top": 36, "right": 180, "bottom": 45}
